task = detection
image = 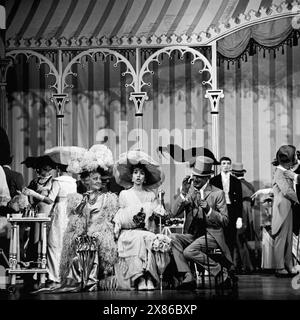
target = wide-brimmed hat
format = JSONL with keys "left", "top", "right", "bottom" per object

{"left": 66, "top": 144, "right": 114, "bottom": 174}
{"left": 113, "top": 149, "right": 165, "bottom": 189}
{"left": 21, "top": 155, "right": 58, "bottom": 169}
{"left": 231, "top": 162, "right": 246, "bottom": 174}
{"left": 273, "top": 145, "right": 296, "bottom": 167}
{"left": 192, "top": 156, "right": 214, "bottom": 177}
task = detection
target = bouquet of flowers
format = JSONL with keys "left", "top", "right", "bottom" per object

{"left": 152, "top": 234, "right": 171, "bottom": 253}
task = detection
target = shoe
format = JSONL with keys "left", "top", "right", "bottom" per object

{"left": 228, "top": 270, "right": 239, "bottom": 284}
{"left": 147, "top": 279, "right": 155, "bottom": 291}
{"left": 216, "top": 277, "right": 232, "bottom": 290}
{"left": 215, "top": 269, "right": 228, "bottom": 286}
{"left": 275, "top": 269, "right": 294, "bottom": 278}
{"left": 176, "top": 273, "right": 196, "bottom": 290}
{"left": 137, "top": 278, "right": 147, "bottom": 291}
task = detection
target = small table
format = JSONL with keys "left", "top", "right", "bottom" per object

{"left": 7, "top": 216, "right": 51, "bottom": 289}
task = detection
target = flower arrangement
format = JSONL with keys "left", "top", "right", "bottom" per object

{"left": 9, "top": 194, "right": 29, "bottom": 213}
{"left": 151, "top": 234, "right": 171, "bottom": 253}
{"left": 0, "top": 195, "right": 11, "bottom": 206}
{"left": 67, "top": 144, "right": 114, "bottom": 174}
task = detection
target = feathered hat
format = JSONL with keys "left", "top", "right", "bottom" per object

{"left": 67, "top": 144, "right": 114, "bottom": 174}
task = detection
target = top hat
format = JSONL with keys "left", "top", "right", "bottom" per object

{"left": 231, "top": 162, "right": 246, "bottom": 174}
{"left": 191, "top": 156, "right": 214, "bottom": 177}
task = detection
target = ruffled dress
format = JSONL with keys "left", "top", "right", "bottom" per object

{"left": 58, "top": 191, "right": 119, "bottom": 291}
{"left": 113, "top": 188, "right": 160, "bottom": 290}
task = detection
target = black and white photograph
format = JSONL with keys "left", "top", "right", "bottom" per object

{"left": 1, "top": 0, "right": 300, "bottom": 318}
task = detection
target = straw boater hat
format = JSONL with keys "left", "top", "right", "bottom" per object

{"left": 191, "top": 156, "right": 214, "bottom": 177}
{"left": 113, "top": 149, "right": 165, "bottom": 189}
{"left": 231, "top": 163, "right": 246, "bottom": 174}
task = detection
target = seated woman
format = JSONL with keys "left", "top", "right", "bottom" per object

{"left": 113, "top": 150, "right": 165, "bottom": 291}
{"left": 57, "top": 166, "right": 119, "bottom": 292}
{"left": 43, "top": 144, "right": 118, "bottom": 292}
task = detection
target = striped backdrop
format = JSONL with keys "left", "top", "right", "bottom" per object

{"left": 6, "top": 44, "right": 300, "bottom": 214}
{"left": 6, "top": 0, "right": 294, "bottom": 43}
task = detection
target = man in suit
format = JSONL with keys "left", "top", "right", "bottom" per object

{"left": 231, "top": 163, "right": 256, "bottom": 273}
{"left": 210, "top": 156, "right": 243, "bottom": 264}
{"left": 169, "top": 156, "right": 233, "bottom": 289}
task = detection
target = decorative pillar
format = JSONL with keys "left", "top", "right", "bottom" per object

{"left": 129, "top": 92, "right": 148, "bottom": 150}
{"left": 50, "top": 93, "right": 69, "bottom": 146}
{"left": 0, "top": 58, "right": 12, "bottom": 130}
{"left": 205, "top": 89, "right": 224, "bottom": 161}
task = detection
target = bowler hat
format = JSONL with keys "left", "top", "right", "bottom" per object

{"left": 231, "top": 162, "right": 246, "bottom": 174}
{"left": 192, "top": 156, "right": 214, "bottom": 176}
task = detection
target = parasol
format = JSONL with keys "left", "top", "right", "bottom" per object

{"left": 44, "top": 146, "right": 87, "bottom": 166}
{"left": 151, "top": 234, "right": 171, "bottom": 292}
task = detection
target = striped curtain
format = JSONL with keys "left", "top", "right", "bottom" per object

{"left": 6, "top": 43, "right": 300, "bottom": 213}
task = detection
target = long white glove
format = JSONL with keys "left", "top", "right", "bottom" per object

{"left": 251, "top": 188, "right": 273, "bottom": 199}
{"left": 236, "top": 217, "right": 242, "bottom": 229}
{"left": 22, "top": 187, "right": 45, "bottom": 201}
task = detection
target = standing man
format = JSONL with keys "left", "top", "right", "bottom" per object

{"left": 169, "top": 156, "right": 234, "bottom": 289}
{"left": 231, "top": 163, "right": 255, "bottom": 273}
{"left": 210, "top": 157, "right": 243, "bottom": 265}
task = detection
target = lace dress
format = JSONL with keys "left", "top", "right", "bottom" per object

{"left": 113, "top": 188, "right": 160, "bottom": 290}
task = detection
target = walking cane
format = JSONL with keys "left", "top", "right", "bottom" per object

{"left": 202, "top": 208, "right": 212, "bottom": 290}
{"left": 296, "top": 227, "right": 300, "bottom": 264}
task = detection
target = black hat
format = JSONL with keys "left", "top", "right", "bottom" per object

{"left": 21, "top": 155, "right": 57, "bottom": 169}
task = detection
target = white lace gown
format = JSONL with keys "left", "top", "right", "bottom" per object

{"left": 113, "top": 188, "right": 159, "bottom": 290}
{"left": 47, "top": 175, "right": 77, "bottom": 283}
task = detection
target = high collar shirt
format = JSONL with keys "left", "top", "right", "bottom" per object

{"left": 221, "top": 171, "right": 231, "bottom": 204}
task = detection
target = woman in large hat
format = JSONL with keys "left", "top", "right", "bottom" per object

{"left": 21, "top": 155, "right": 58, "bottom": 265}
{"left": 54, "top": 144, "right": 119, "bottom": 292}
{"left": 22, "top": 155, "right": 58, "bottom": 216}
{"left": 270, "top": 145, "right": 299, "bottom": 277}
{"left": 22, "top": 146, "right": 83, "bottom": 286}
{"left": 113, "top": 150, "right": 165, "bottom": 291}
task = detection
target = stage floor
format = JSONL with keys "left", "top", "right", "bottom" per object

{"left": 1, "top": 273, "right": 300, "bottom": 300}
